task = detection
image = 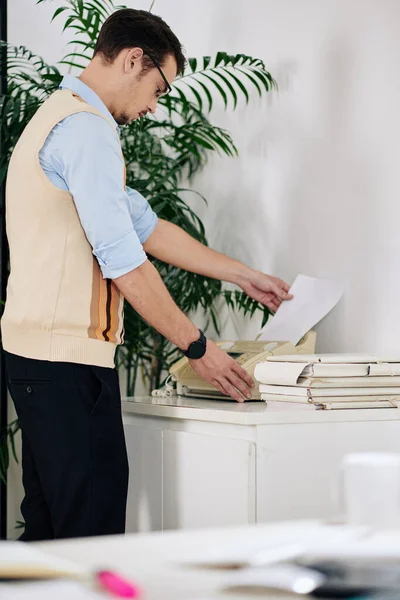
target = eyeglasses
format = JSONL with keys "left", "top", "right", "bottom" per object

{"left": 145, "top": 52, "right": 172, "bottom": 96}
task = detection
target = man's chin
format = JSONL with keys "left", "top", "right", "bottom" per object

{"left": 114, "top": 113, "right": 132, "bottom": 126}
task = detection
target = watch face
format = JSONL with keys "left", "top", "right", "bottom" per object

{"left": 189, "top": 340, "right": 206, "bottom": 359}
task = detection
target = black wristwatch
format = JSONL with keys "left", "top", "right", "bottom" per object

{"left": 182, "top": 329, "right": 207, "bottom": 359}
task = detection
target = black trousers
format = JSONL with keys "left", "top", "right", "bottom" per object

{"left": 5, "top": 352, "right": 129, "bottom": 541}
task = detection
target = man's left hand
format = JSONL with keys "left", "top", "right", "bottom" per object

{"left": 239, "top": 270, "right": 293, "bottom": 313}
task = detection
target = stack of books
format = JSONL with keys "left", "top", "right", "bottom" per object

{"left": 254, "top": 354, "right": 400, "bottom": 410}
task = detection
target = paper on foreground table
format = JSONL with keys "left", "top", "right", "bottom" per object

{"left": 0, "top": 541, "right": 86, "bottom": 579}
{"left": 0, "top": 542, "right": 139, "bottom": 598}
{"left": 174, "top": 522, "right": 364, "bottom": 568}
{"left": 0, "top": 581, "right": 105, "bottom": 599}
{"left": 222, "top": 564, "right": 325, "bottom": 595}
{"left": 258, "top": 274, "right": 344, "bottom": 345}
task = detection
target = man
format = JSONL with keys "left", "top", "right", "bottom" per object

{"left": 2, "top": 9, "right": 292, "bottom": 541}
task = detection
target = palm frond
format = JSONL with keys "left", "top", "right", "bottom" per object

{"left": 173, "top": 52, "right": 277, "bottom": 112}
{"left": 223, "top": 290, "right": 271, "bottom": 326}
{"left": 0, "top": 89, "right": 42, "bottom": 185}
{"left": 3, "top": 44, "right": 62, "bottom": 95}
{"left": 0, "top": 43, "right": 61, "bottom": 184}
{"left": 37, "top": 0, "right": 122, "bottom": 64}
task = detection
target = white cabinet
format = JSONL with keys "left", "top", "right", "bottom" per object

{"left": 123, "top": 397, "right": 400, "bottom": 533}
{"left": 256, "top": 420, "right": 400, "bottom": 523}
{"left": 125, "top": 424, "right": 162, "bottom": 532}
{"left": 162, "top": 430, "right": 256, "bottom": 530}
{"left": 124, "top": 422, "right": 255, "bottom": 533}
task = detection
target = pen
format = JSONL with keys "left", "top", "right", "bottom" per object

{"left": 96, "top": 570, "right": 141, "bottom": 598}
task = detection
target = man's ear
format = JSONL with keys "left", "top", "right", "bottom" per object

{"left": 124, "top": 47, "right": 144, "bottom": 74}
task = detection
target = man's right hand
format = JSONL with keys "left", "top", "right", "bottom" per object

{"left": 189, "top": 340, "right": 255, "bottom": 403}
{"left": 114, "top": 263, "right": 255, "bottom": 402}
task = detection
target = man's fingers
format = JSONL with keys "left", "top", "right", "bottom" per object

{"left": 227, "top": 371, "right": 253, "bottom": 400}
{"left": 274, "top": 287, "right": 292, "bottom": 301}
{"left": 211, "top": 379, "right": 231, "bottom": 398}
{"left": 277, "top": 289, "right": 293, "bottom": 302}
{"left": 219, "top": 378, "right": 245, "bottom": 403}
{"left": 233, "top": 363, "right": 255, "bottom": 388}
{"left": 270, "top": 298, "right": 281, "bottom": 311}
{"left": 212, "top": 375, "right": 246, "bottom": 403}
{"left": 275, "top": 280, "right": 293, "bottom": 301}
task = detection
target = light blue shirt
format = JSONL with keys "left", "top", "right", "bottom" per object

{"left": 39, "top": 75, "right": 158, "bottom": 279}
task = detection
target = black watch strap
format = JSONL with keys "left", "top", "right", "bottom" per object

{"left": 182, "top": 329, "right": 207, "bottom": 359}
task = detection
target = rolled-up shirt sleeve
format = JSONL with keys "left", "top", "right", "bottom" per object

{"left": 126, "top": 187, "right": 158, "bottom": 244}
{"left": 49, "top": 112, "right": 147, "bottom": 279}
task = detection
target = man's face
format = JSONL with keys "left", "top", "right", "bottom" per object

{"left": 114, "top": 53, "right": 177, "bottom": 125}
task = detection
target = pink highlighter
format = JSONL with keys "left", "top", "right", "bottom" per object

{"left": 96, "top": 570, "right": 142, "bottom": 598}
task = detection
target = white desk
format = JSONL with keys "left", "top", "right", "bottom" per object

{"left": 35, "top": 520, "right": 326, "bottom": 600}
{"left": 122, "top": 396, "right": 400, "bottom": 533}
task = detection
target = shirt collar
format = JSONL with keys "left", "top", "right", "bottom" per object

{"left": 60, "top": 74, "right": 120, "bottom": 134}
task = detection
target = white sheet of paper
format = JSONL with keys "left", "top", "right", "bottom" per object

{"left": 259, "top": 274, "right": 344, "bottom": 345}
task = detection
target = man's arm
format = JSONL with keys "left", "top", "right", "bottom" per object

{"left": 144, "top": 219, "right": 293, "bottom": 312}
{"left": 113, "top": 261, "right": 255, "bottom": 402}
{"left": 144, "top": 219, "right": 246, "bottom": 282}
{"left": 45, "top": 121, "right": 255, "bottom": 402}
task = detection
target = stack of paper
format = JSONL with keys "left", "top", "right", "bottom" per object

{"left": 254, "top": 354, "right": 400, "bottom": 410}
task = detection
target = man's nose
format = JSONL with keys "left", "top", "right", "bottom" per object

{"left": 148, "top": 99, "right": 158, "bottom": 114}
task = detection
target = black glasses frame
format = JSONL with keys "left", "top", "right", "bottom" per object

{"left": 145, "top": 52, "right": 172, "bottom": 95}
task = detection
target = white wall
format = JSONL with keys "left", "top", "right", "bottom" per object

{"left": 9, "top": 0, "right": 400, "bottom": 352}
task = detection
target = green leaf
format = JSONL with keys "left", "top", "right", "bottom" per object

{"left": 212, "top": 71, "right": 238, "bottom": 109}
{"left": 9, "top": 429, "right": 19, "bottom": 464}
{"left": 193, "top": 79, "right": 213, "bottom": 112}
{"left": 85, "top": 0, "right": 112, "bottom": 18}
{"left": 247, "top": 67, "right": 273, "bottom": 92}
{"left": 67, "top": 39, "right": 94, "bottom": 48}
{"left": 236, "top": 67, "right": 263, "bottom": 97}
{"left": 214, "top": 51, "right": 227, "bottom": 67}
{"left": 186, "top": 84, "right": 203, "bottom": 112}
{"left": 0, "top": 163, "right": 9, "bottom": 186}
{"left": 203, "top": 56, "right": 211, "bottom": 70}
{"left": 199, "top": 73, "right": 228, "bottom": 109}
{"left": 188, "top": 57, "right": 197, "bottom": 72}
{"left": 209, "top": 306, "right": 220, "bottom": 335}
{"left": 222, "top": 68, "right": 249, "bottom": 104}
{"left": 41, "top": 73, "right": 63, "bottom": 84}
{"left": 59, "top": 60, "right": 90, "bottom": 70}
{"left": 261, "top": 308, "right": 271, "bottom": 328}
{"left": 63, "top": 15, "right": 77, "bottom": 32}
{"left": 51, "top": 6, "right": 69, "bottom": 22}
{"left": 62, "top": 51, "right": 92, "bottom": 62}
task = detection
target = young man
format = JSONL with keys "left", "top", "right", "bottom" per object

{"left": 2, "top": 9, "right": 292, "bottom": 541}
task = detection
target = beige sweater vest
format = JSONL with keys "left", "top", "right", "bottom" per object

{"left": 1, "top": 89, "right": 125, "bottom": 368}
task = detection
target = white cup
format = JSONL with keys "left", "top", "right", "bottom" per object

{"left": 341, "top": 452, "right": 400, "bottom": 529}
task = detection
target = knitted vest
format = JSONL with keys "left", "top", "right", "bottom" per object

{"left": 1, "top": 89, "right": 125, "bottom": 368}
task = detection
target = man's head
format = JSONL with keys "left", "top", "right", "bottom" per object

{"left": 87, "top": 9, "right": 185, "bottom": 125}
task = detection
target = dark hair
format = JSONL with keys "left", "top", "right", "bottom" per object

{"left": 94, "top": 8, "right": 186, "bottom": 76}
